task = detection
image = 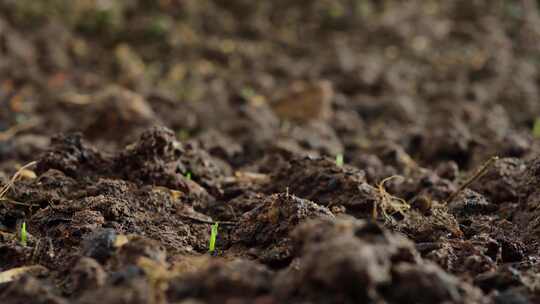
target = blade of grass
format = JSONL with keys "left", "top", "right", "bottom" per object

{"left": 336, "top": 154, "right": 344, "bottom": 167}
{"left": 20, "top": 222, "right": 27, "bottom": 246}
{"left": 533, "top": 118, "right": 540, "bottom": 138}
{"left": 208, "top": 222, "right": 219, "bottom": 254}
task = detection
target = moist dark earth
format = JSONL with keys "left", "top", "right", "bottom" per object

{"left": 2, "top": 1, "right": 540, "bottom": 303}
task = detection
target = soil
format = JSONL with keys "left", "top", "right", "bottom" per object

{"left": 2, "top": 1, "right": 540, "bottom": 303}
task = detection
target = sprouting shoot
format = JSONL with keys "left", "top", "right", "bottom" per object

{"left": 208, "top": 222, "right": 219, "bottom": 254}
{"left": 533, "top": 117, "right": 540, "bottom": 138}
{"left": 336, "top": 154, "right": 344, "bottom": 167}
{"left": 20, "top": 222, "right": 27, "bottom": 246}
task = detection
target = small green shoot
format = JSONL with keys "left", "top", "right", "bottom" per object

{"left": 20, "top": 222, "right": 27, "bottom": 247}
{"left": 533, "top": 118, "right": 540, "bottom": 138}
{"left": 185, "top": 172, "right": 192, "bottom": 180}
{"left": 336, "top": 154, "right": 344, "bottom": 167}
{"left": 177, "top": 129, "right": 190, "bottom": 141}
{"left": 208, "top": 222, "right": 219, "bottom": 254}
{"left": 240, "top": 87, "right": 256, "bottom": 100}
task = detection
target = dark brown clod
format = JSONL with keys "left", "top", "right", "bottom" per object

{"left": 499, "top": 239, "right": 525, "bottom": 263}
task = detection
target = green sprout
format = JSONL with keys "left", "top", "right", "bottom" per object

{"left": 185, "top": 172, "right": 192, "bottom": 180}
{"left": 177, "top": 129, "right": 190, "bottom": 141}
{"left": 533, "top": 118, "right": 540, "bottom": 138}
{"left": 240, "top": 87, "right": 256, "bottom": 100}
{"left": 145, "top": 15, "right": 172, "bottom": 39}
{"left": 208, "top": 222, "right": 219, "bottom": 254}
{"left": 328, "top": 3, "right": 345, "bottom": 18}
{"left": 336, "top": 154, "right": 344, "bottom": 167}
{"left": 20, "top": 222, "right": 27, "bottom": 246}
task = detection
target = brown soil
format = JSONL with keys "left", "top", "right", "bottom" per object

{"left": 2, "top": 1, "right": 540, "bottom": 303}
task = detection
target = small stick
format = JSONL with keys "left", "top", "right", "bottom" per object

{"left": 0, "top": 161, "right": 37, "bottom": 199}
{"left": 177, "top": 214, "right": 236, "bottom": 226}
{"left": 446, "top": 156, "right": 499, "bottom": 203}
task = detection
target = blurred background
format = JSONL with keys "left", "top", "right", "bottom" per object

{"left": 1, "top": 0, "right": 540, "bottom": 173}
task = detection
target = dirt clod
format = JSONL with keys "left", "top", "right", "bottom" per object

{"left": 231, "top": 193, "right": 334, "bottom": 266}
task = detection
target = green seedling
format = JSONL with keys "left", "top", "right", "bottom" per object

{"left": 208, "top": 222, "right": 219, "bottom": 254}
{"left": 533, "top": 118, "right": 540, "bottom": 138}
{"left": 240, "top": 87, "right": 256, "bottom": 100}
{"left": 145, "top": 15, "right": 172, "bottom": 39}
{"left": 185, "top": 172, "right": 192, "bottom": 180}
{"left": 20, "top": 222, "right": 27, "bottom": 246}
{"left": 328, "top": 3, "right": 345, "bottom": 18}
{"left": 336, "top": 154, "right": 344, "bottom": 167}
{"left": 177, "top": 129, "right": 190, "bottom": 141}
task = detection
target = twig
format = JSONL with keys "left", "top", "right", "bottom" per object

{"left": 446, "top": 156, "right": 499, "bottom": 203}
{"left": 177, "top": 214, "right": 236, "bottom": 226}
{"left": 0, "top": 161, "right": 37, "bottom": 199}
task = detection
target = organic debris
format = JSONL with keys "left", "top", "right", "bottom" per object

{"left": 374, "top": 176, "right": 410, "bottom": 222}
